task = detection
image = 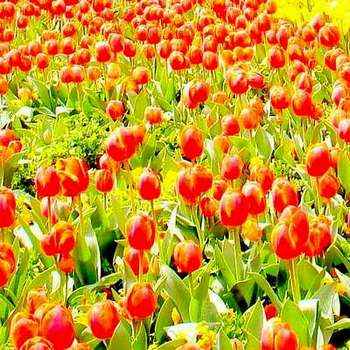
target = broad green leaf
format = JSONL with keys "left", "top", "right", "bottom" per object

{"left": 213, "top": 243, "right": 235, "bottom": 288}
{"left": 74, "top": 218, "right": 101, "bottom": 285}
{"left": 297, "top": 259, "right": 324, "bottom": 295}
{"left": 109, "top": 320, "right": 132, "bottom": 350}
{"left": 281, "top": 300, "right": 309, "bottom": 346}
{"left": 299, "top": 299, "right": 320, "bottom": 344}
{"left": 214, "top": 330, "right": 232, "bottom": 350}
{"left": 325, "top": 318, "right": 350, "bottom": 332}
{"left": 255, "top": 127, "right": 273, "bottom": 159}
{"left": 338, "top": 151, "right": 350, "bottom": 194}
{"left": 157, "top": 340, "right": 186, "bottom": 350}
{"left": 243, "top": 300, "right": 264, "bottom": 349}
{"left": 132, "top": 324, "right": 147, "bottom": 350}
{"left": 160, "top": 265, "right": 191, "bottom": 322}
{"left": 249, "top": 272, "right": 282, "bottom": 311}
{"left": 155, "top": 298, "right": 175, "bottom": 342}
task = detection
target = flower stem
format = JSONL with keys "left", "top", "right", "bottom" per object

{"left": 287, "top": 259, "right": 301, "bottom": 303}
{"left": 230, "top": 228, "right": 243, "bottom": 282}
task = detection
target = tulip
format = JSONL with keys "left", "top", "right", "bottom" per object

{"left": 56, "top": 157, "right": 89, "bottom": 197}
{"left": 124, "top": 248, "right": 149, "bottom": 276}
{"left": 179, "top": 126, "right": 203, "bottom": 161}
{"left": 35, "top": 166, "right": 61, "bottom": 198}
{"left": 88, "top": 300, "right": 120, "bottom": 340}
{"left": 125, "top": 282, "right": 157, "bottom": 320}
{"left": 0, "top": 186, "right": 16, "bottom": 228}
{"left": 127, "top": 214, "right": 156, "bottom": 251}
{"left": 39, "top": 305, "right": 75, "bottom": 350}
{"left": 261, "top": 318, "right": 298, "bottom": 350}
{"left": 173, "top": 240, "right": 202, "bottom": 274}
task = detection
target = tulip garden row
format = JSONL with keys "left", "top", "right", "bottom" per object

{"left": 1, "top": 0, "right": 350, "bottom": 349}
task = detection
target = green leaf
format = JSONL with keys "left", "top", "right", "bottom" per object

{"left": 325, "top": 318, "right": 350, "bottom": 332}
{"left": 299, "top": 299, "right": 320, "bottom": 345}
{"left": 74, "top": 218, "right": 101, "bottom": 285}
{"left": 32, "top": 78, "right": 54, "bottom": 111}
{"left": 312, "top": 284, "right": 338, "bottom": 319}
{"left": 213, "top": 243, "right": 235, "bottom": 288}
{"left": 281, "top": 300, "right": 309, "bottom": 346}
{"left": 234, "top": 279, "right": 256, "bottom": 305}
{"left": 155, "top": 298, "right": 175, "bottom": 342}
{"left": 255, "top": 127, "right": 273, "bottom": 159}
{"left": 243, "top": 300, "right": 264, "bottom": 349}
{"left": 189, "top": 272, "right": 210, "bottom": 322}
{"left": 297, "top": 259, "right": 324, "bottom": 295}
{"left": 109, "top": 320, "right": 132, "bottom": 350}
{"left": 132, "top": 324, "right": 147, "bottom": 350}
{"left": 160, "top": 265, "right": 191, "bottom": 322}
{"left": 214, "top": 330, "right": 232, "bottom": 350}
{"left": 249, "top": 272, "right": 282, "bottom": 311}
{"left": 157, "top": 340, "right": 186, "bottom": 350}
{"left": 338, "top": 151, "right": 350, "bottom": 194}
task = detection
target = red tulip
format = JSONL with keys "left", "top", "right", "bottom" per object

{"left": 304, "top": 216, "right": 332, "bottom": 257}
{"left": 95, "top": 169, "right": 114, "bottom": 193}
{"left": 88, "top": 300, "right": 120, "bottom": 340}
{"left": 306, "top": 143, "right": 331, "bottom": 177}
{"left": 271, "top": 178, "right": 299, "bottom": 213}
{"left": 35, "top": 166, "right": 61, "bottom": 198}
{"left": 56, "top": 157, "right": 89, "bottom": 197}
{"left": 0, "top": 242, "right": 16, "bottom": 288}
{"left": 271, "top": 205, "right": 309, "bottom": 260}
{"left": 125, "top": 282, "right": 157, "bottom": 320}
{"left": 0, "top": 186, "right": 16, "bottom": 228}
{"left": 124, "top": 248, "right": 149, "bottom": 276}
{"left": 39, "top": 305, "right": 75, "bottom": 350}
{"left": 173, "top": 240, "right": 202, "bottom": 273}
{"left": 179, "top": 126, "right": 204, "bottom": 161}
{"left": 127, "top": 214, "right": 156, "bottom": 250}
{"left": 220, "top": 191, "right": 249, "bottom": 227}
{"left": 138, "top": 168, "right": 161, "bottom": 201}
{"left": 261, "top": 318, "right": 298, "bottom": 350}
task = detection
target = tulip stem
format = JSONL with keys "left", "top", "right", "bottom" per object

{"left": 103, "top": 193, "right": 107, "bottom": 211}
{"left": 150, "top": 200, "right": 156, "bottom": 223}
{"left": 192, "top": 206, "right": 204, "bottom": 249}
{"left": 79, "top": 196, "right": 84, "bottom": 242}
{"left": 47, "top": 196, "right": 52, "bottom": 231}
{"left": 231, "top": 229, "right": 243, "bottom": 282}
{"left": 64, "top": 273, "right": 68, "bottom": 306}
{"left": 287, "top": 259, "right": 301, "bottom": 303}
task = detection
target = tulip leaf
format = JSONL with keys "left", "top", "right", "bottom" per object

{"left": 338, "top": 150, "right": 350, "bottom": 194}
{"left": 213, "top": 243, "right": 235, "bottom": 289}
{"left": 255, "top": 127, "right": 274, "bottom": 159}
{"left": 74, "top": 218, "right": 101, "bottom": 285}
{"left": 214, "top": 330, "right": 232, "bottom": 350}
{"left": 155, "top": 298, "right": 175, "bottom": 342}
{"left": 249, "top": 272, "right": 282, "bottom": 311}
{"left": 157, "top": 339, "right": 186, "bottom": 350}
{"left": 325, "top": 318, "right": 350, "bottom": 332}
{"left": 281, "top": 300, "right": 309, "bottom": 346}
{"left": 133, "top": 324, "right": 147, "bottom": 350}
{"left": 160, "top": 265, "right": 191, "bottom": 322}
{"left": 243, "top": 299, "right": 264, "bottom": 349}
{"left": 109, "top": 319, "right": 132, "bottom": 350}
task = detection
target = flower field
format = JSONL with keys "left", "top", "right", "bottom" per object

{"left": 1, "top": 0, "right": 350, "bottom": 348}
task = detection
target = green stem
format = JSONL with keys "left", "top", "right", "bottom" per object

{"left": 230, "top": 229, "right": 243, "bottom": 282}
{"left": 287, "top": 259, "right": 301, "bottom": 303}
{"left": 47, "top": 196, "right": 52, "bottom": 232}
{"left": 191, "top": 206, "right": 204, "bottom": 249}
{"left": 64, "top": 273, "right": 68, "bottom": 306}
